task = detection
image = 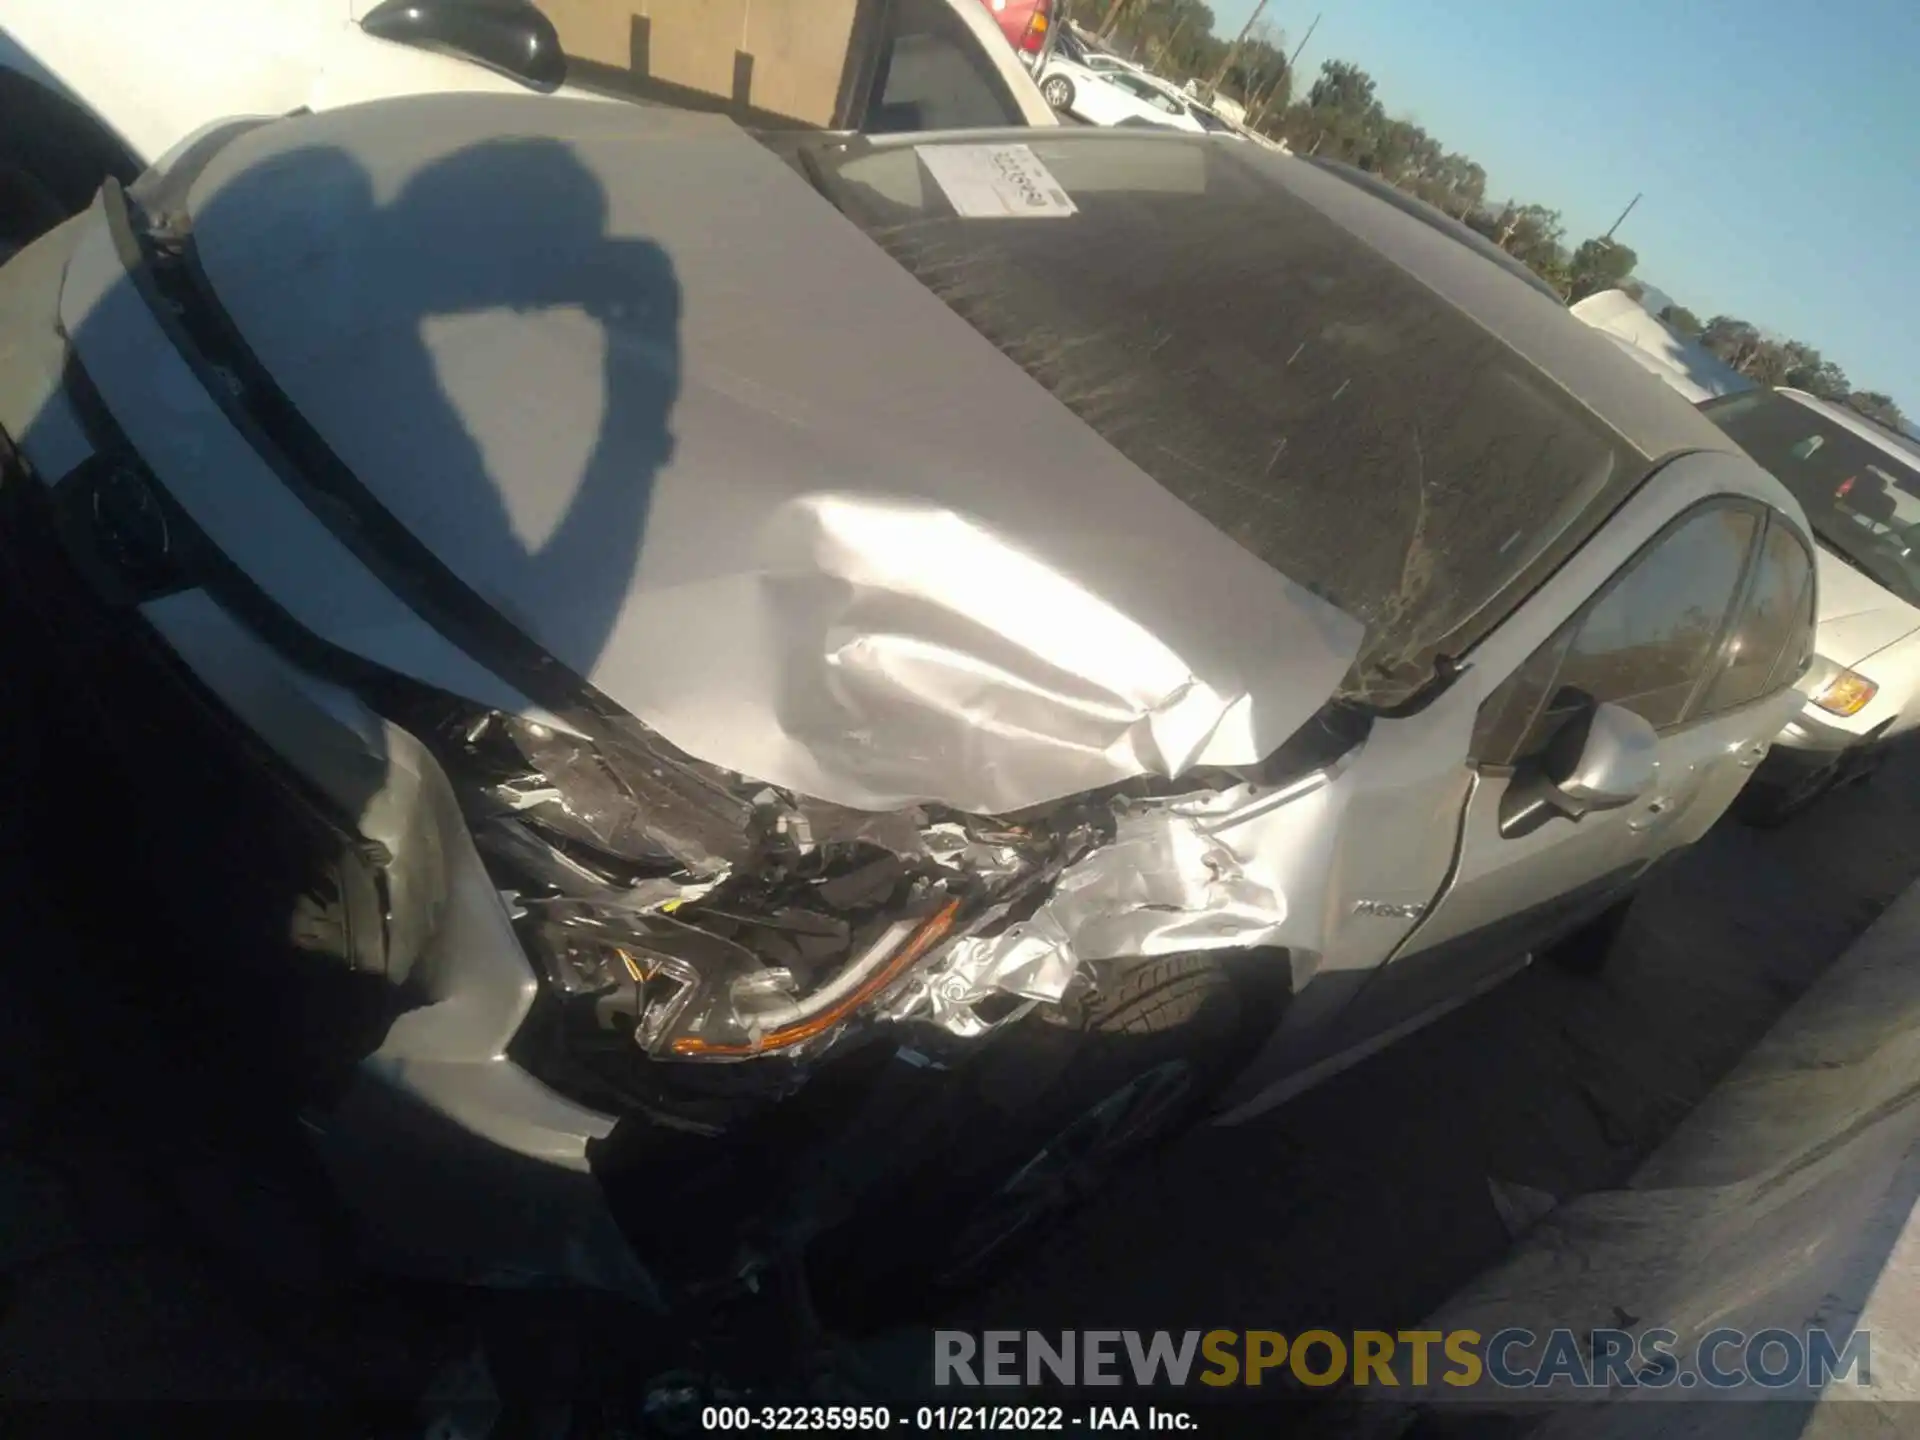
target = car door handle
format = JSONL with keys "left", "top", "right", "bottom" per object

{"left": 1626, "top": 796, "right": 1673, "bottom": 832}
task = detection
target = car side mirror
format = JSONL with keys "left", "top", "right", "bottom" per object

{"left": 361, "top": 0, "right": 566, "bottom": 92}
{"left": 1498, "top": 700, "right": 1657, "bottom": 839}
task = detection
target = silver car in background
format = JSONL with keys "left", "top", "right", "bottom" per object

{"left": 1698, "top": 387, "right": 1920, "bottom": 822}
{"left": 0, "top": 98, "right": 1816, "bottom": 1310}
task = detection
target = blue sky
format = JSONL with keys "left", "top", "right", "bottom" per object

{"left": 1210, "top": 0, "right": 1917, "bottom": 404}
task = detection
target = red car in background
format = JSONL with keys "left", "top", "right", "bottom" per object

{"left": 976, "top": 0, "right": 1056, "bottom": 66}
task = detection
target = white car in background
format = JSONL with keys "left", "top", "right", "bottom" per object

{"left": 1699, "top": 387, "right": 1920, "bottom": 821}
{"left": 1057, "top": 26, "right": 1145, "bottom": 75}
{"left": 1183, "top": 95, "right": 1251, "bottom": 140}
{"left": 1037, "top": 54, "right": 1205, "bottom": 132}
{"left": 0, "top": 0, "right": 1054, "bottom": 256}
{"left": 1572, "top": 289, "right": 1753, "bottom": 405}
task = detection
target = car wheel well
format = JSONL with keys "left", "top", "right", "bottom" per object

{"left": 1071, "top": 945, "right": 1293, "bottom": 1081}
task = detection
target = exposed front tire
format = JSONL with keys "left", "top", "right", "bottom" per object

{"left": 811, "top": 951, "right": 1263, "bottom": 1329}
{"left": 1040, "top": 74, "right": 1076, "bottom": 112}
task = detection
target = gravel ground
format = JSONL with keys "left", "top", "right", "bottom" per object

{"left": 5, "top": 560, "right": 1919, "bottom": 1430}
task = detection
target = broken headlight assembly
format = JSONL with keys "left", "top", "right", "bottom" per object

{"left": 381, "top": 690, "right": 1098, "bottom": 1104}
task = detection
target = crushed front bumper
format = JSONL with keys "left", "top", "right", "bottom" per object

{"left": 0, "top": 451, "right": 665, "bottom": 1303}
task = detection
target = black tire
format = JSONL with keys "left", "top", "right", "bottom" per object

{"left": 811, "top": 952, "right": 1262, "bottom": 1329}
{"left": 0, "top": 70, "right": 140, "bottom": 256}
{"left": 1540, "top": 896, "right": 1632, "bottom": 977}
{"left": 1040, "top": 74, "right": 1076, "bottom": 112}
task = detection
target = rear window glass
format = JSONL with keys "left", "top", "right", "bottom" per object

{"left": 819, "top": 136, "right": 1637, "bottom": 704}
{"left": 1701, "top": 520, "right": 1813, "bottom": 715}
{"left": 1702, "top": 390, "right": 1920, "bottom": 609}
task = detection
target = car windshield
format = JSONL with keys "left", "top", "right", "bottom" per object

{"left": 1307, "top": 159, "right": 1563, "bottom": 302}
{"left": 1701, "top": 390, "right": 1920, "bottom": 608}
{"left": 813, "top": 133, "right": 1637, "bottom": 705}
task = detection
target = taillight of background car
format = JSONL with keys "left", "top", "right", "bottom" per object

{"left": 1020, "top": 0, "right": 1053, "bottom": 56}
{"left": 980, "top": 0, "right": 1053, "bottom": 59}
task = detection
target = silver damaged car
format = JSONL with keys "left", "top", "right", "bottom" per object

{"left": 0, "top": 93, "right": 1818, "bottom": 1305}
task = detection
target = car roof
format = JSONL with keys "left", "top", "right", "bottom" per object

{"left": 1305, "top": 158, "right": 1565, "bottom": 304}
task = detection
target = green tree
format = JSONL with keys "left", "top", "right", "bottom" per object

{"left": 1847, "top": 391, "right": 1907, "bottom": 430}
{"left": 1220, "top": 22, "right": 1288, "bottom": 110}
{"left": 1494, "top": 203, "right": 1567, "bottom": 284}
{"left": 1659, "top": 304, "right": 1704, "bottom": 336}
{"left": 1567, "top": 236, "right": 1639, "bottom": 303}
{"left": 1436, "top": 154, "right": 1487, "bottom": 217}
{"left": 1780, "top": 345, "right": 1850, "bottom": 402}
{"left": 1699, "top": 316, "right": 1766, "bottom": 371}
{"left": 1307, "top": 58, "right": 1376, "bottom": 114}
{"left": 1108, "top": 0, "right": 1220, "bottom": 78}
{"left": 1742, "top": 340, "right": 1796, "bottom": 387}
{"left": 1247, "top": 59, "right": 1292, "bottom": 128}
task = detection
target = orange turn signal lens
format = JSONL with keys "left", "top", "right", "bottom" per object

{"left": 668, "top": 898, "right": 962, "bottom": 1058}
{"left": 1813, "top": 670, "right": 1878, "bottom": 717}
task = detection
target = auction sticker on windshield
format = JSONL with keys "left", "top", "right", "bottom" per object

{"left": 916, "top": 144, "right": 1077, "bottom": 218}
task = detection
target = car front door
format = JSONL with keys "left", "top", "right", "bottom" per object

{"left": 1101, "top": 71, "right": 1181, "bottom": 127}
{"left": 1335, "top": 498, "right": 1809, "bottom": 1040}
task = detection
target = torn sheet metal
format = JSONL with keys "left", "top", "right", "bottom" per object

{"left": 906, "top": 910, "right": 1079, "bottom": 1038}
{"left": 890, "top": 765, "right": 1352, "bottom": 1034}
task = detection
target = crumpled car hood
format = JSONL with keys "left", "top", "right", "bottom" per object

{"left": 1812, "top": 545, "right": 1920, "bottom": 668}
{"left": 171, "top": 94, "right": 1361, "bottom": 813}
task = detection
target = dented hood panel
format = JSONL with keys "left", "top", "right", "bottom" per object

{"left": 177, "top": 95, "right": 1361, "bottom": 812}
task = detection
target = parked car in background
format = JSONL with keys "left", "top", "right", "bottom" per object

{"left": 1187, "top": 103, "right": 1248, "bottom": 138}
{"left": 1051, "top": 22, "right": 1145, "bottom": 76}
{"left": 1037, "top": 53, "right": 1206, "bottom": 131}
{"left": 1163, "top": 82, "right": 1248, "bottom": 139}
{"left": 1700, "top": 387, "right": 1920, "bottom": 821}
{"left": 974, "top": 0, "right": 1057, "bottom": 68}
{"left": 1180, "top": 79, "right": 1248, "bottom": 126}
{"left": 0, "top": 110, "right": 1817, "bottom": 1305}
{"left": 1572, "top": 289, "right": 1754, "bottom": 404}
{"left": 0, "top": 0, "right": 1053, "bottom": 257}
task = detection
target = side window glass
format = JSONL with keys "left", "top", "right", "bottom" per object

{"left": 1469, "top": 505, "right": 1759, "bottom": 765}
{"left": 1699, "top": 521, "right": 1815, "bottom": 715}
{"left": 1470, "top": 628, "right": 1572, "bottom": 766}
{"left": 1766, "top": 551, "right": 1818, "bottom": 693}
{"left": 1553, "top": 506, "right": 1758, "bottom": 729}
{"left": 867, "top": 0, "right": 1027, "bottom": 134}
